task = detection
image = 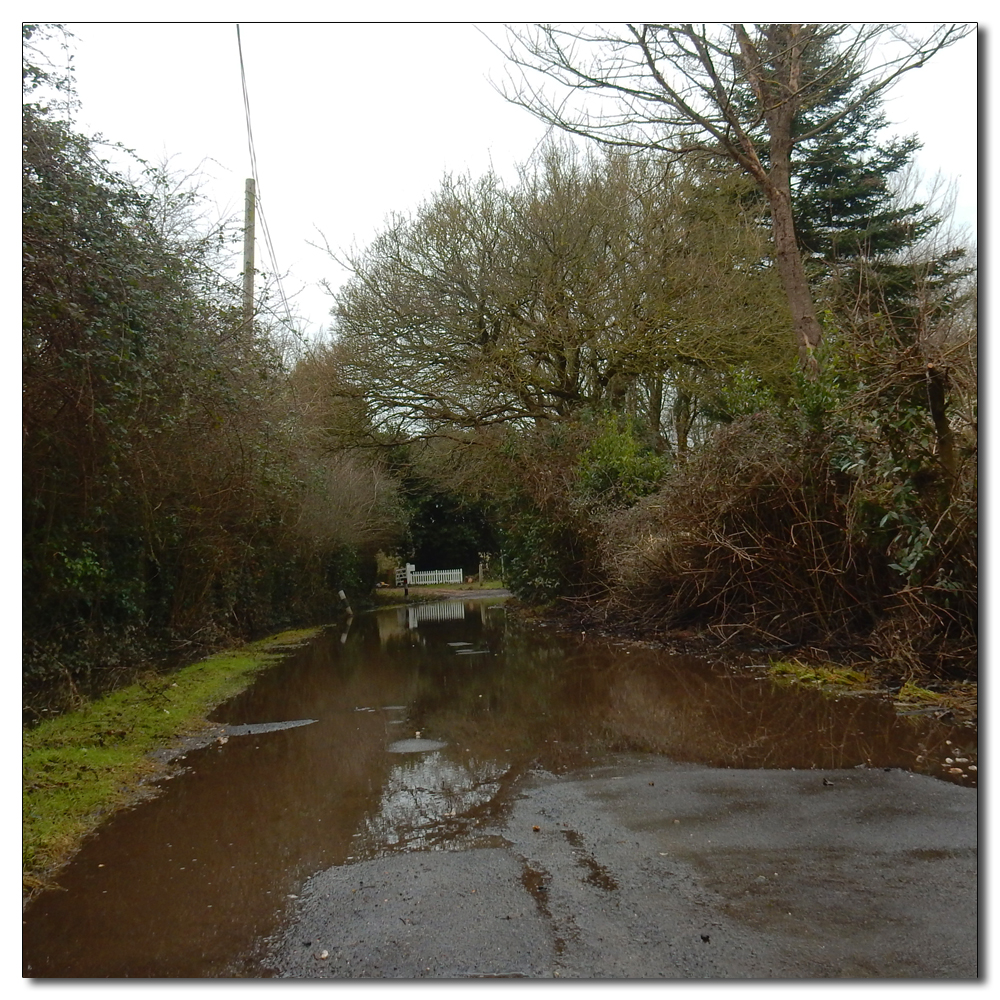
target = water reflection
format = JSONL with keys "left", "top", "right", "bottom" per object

{"left": 376, "top": 598, "right": 496, "bottom": 646}
{"left": 404, "top": 599, "right": 467, "bottom": 628}
{"left": 353, "top": 750, "right": 511, "bottom": 856}
{"left": 22, "top": 599, "right": 976, "bottom": 978}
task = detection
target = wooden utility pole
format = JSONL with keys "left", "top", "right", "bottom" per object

{"left": 242, "top": 177, "right": 255, "bottom": 332}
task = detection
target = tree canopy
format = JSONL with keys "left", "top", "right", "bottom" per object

{"left": 329, "top": 143, "right": 793, "bottom": 449}
{"left": 498, "top": 23, "right": 974, "bottom": 372}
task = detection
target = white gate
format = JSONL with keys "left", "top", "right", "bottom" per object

{"left": 408, "top": 568, "right": 463, "bottom": 585}
{"left": 397, "top": 563, "right": 463, "bottom": 586}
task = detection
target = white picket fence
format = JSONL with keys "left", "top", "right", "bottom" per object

{"left": 408, "top": 568, "right": 464, "bottom": 585}
{"left": 395, "top": 563, "right": 465, "bottom": 586}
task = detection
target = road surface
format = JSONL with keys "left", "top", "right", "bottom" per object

{"left": 266, "top": 756, "right": 977, "bottom": 979}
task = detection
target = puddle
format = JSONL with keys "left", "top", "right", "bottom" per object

{"left": 562, "top": 829, "right": 619, "bottom": 892}
{"left": 222, "top": 719, "right": 317, "bottom": 736}
{"left": 520, "top": 863, "right": 565, "bottom": 955}
{"left": 23, "top": 597, "right": 976, "bottom": 977}
{"left": 387, "top": 738, "right": 448, "bottom": 753}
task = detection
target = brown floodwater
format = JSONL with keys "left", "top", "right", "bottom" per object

{"left": 22, "top": 598, "right": 977, "bottom": 978}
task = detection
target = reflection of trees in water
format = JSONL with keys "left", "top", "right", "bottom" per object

{"left": 404, "top": 627, "right": 618, "bottom": 773}
{"left": 349, "top": 610, "right": 976, "bottom": 815}
{"left": 599, "top": 654, "right": 971, "bottom": 777}
{"left": 354, "top": 751, "right": 513, "bottom": 856}
{"left": 397, "top": 620, "right": 973, "bottom": 782}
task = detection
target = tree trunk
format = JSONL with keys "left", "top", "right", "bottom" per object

{"left": 766, "top": 167, "right": 824, "bottom": 377}
{"left": 647, "top": 376, "right": 667, "bottom": 453}
{"left": 736, "top": 23, "right": 825, "bottom": 378}
{"left": 674, "top": 389, "right": 693, "bottom": 458}
{"left": 925, "top": 362, "right": 957, "bottom": 491}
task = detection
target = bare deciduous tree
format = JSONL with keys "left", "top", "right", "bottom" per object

{"left": 497, "top": 22, "right": 974, "bottom": 374}
{"left": 329, "top": 144, "right": 790, "bottom": 445}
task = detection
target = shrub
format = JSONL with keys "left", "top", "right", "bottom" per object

{"left": 599, "top": 392, "right": 975, "bottom": 678}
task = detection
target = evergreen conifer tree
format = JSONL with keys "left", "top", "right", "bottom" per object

{"left": 790, "top": 94, "right": 970, "bottom": 335}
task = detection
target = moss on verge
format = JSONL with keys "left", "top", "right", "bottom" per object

{"left": 767, "top": 658, "right": 977, "bottom": 719}
{"left": 769, "top": 659, "right": 870, "bottom": 689}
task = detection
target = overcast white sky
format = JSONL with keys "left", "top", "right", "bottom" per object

{"left": 47, "top": 21, "right": 980, "bottom": 343}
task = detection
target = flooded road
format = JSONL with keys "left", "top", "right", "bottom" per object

{"left": 22, "top": 598, "right": 977, "bottom": 978}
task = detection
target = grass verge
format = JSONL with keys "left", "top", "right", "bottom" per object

{"left": 22, "top": 627, "right": 322, "bottom": 898}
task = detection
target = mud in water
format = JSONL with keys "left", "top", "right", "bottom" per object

{"left": 22, "top": 598, "right": 977, "bottom": 977}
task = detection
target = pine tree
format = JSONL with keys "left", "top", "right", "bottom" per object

{"left": 790, "top": 94, "right": 969, "bottom": 335}
{"left": 793, "top": 99, "right": 934, "bottom": 265}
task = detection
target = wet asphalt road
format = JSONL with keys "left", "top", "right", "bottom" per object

{"left": 267, "top": 756, "right": 978, "bottom": 979}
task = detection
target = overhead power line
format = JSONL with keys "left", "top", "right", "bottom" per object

{"left": 235, "top": 23, "right": 298, "bottom": 336}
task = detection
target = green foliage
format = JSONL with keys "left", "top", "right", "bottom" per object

{"left": 787, "top": 83, "right": 972, "bottom": 347}
{"left": 779, "top": 303, "right": 977, "bottom": 649}
{"left": 792, "top": 94, "right": 935, "bottom": 266}
{"left": 400, "top": 481, "right": 496, "bottom": 577}
{"left": 325, "top": 544, "right": 377, "bottom": 596}
{"left": 698, "top": 366, "right": 784, "bottom": 425}
{"left": 575, "top": 416, "right": 668, "bottom": 507}
{"left": 497, "top": 508, "right": 577, "bottom": 606}
{"left": 22, "top": 23, "right": 76, "bottom": 106}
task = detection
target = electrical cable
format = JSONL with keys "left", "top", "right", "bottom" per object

{"left": 235, "top": 23, "right": 301, "bottom": 340}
